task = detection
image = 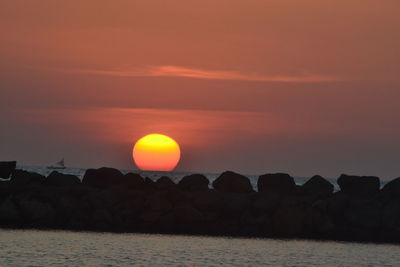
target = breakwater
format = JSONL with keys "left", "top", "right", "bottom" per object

{"left": 1, "top": 162, "right": 400, "bottom": 243}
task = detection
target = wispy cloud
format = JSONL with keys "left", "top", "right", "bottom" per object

{"left": 70, "top": 65, "right": 340, "bottom": 83}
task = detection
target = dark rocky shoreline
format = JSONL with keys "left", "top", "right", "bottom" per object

{"left": 1, "top": 161, "right": 400, "bottom": 244}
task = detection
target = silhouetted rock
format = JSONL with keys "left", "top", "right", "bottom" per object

{"left": 10, "top": 170, "right": 45, "bottom": 186}
{"left": 302, "top": 175, "right": 334, "bottom": 196}
{"left": 220, "top": 192, "right": 252, "bottom": 215}
{"left": 140, "top": 211, "right": 163, "bottom": 223}
{"left": 252, "top": 193, "right": 282, "bottom": 214}
{"left": 0, "top": 197, "right": 21, "bottom": 224}
{"left": 54, "top": 194, "right": 88, "bottom": 228}
{"left": 0, "top": 161, "right": 16, "bottom": 178}
{"left": 164, "top": 187, "right": 188, "bottom": 206}
{"left": 344, "top": 199, "right": 381, "bottom": 230}
{"left": 45, "top": 171, "right": 81, "bottom": 187}
{"left": 112, "top": 190, "right": 146, "bottom": 217}
{"left": 146, "top": 193, "right": 172, "bottom": 213}
{"left": 257, "top": 173, "right": 295, "bottom": 194}
{"left": 156, "top": 176, "right": 176, "bottom": 190}
{"left": 212, "top": 171, "right": 253, "bottom": 193}
{"left": 140, "top": 192, "right": 173, "bottom": 225}
{"left": 178, "top": 174, "right": 209, "bottom": 192}
{"left": 18, "top": 198, "right": 56, "bottom": 226}
{"left": 123, "top": 173, "right": 145, "bottom": 188}
{"left": 0, "top": 181, "right": 10, "bottom": 201}
{"left": 92, "top": 209, "right": 113, "bottom": 230}
{"left": 272, "top": 198, "right": 307, "bottom": 237}
{"left": 143, "top": 177, "right": 157, "bottom": 191}
{"left": 172, "top": 204, "right": 204, "bottom": 223}
{"left": 326, "top": 192, "right": 350, "bottom": 220}
{"left": 381, "top": 177, "right": 400, "bottom": 199}
{"left": 382, "top": 200, "right": 400, "bottom": 231}
{"left": 82, "top": 167, "right": 124, "bottom": 187}
{"left": 192, "top": 189, "right": 224, "bottom": 212}
{"left": 337, "top": 174, "right": 380, "bottom": 197}
{"left": 240, "top": 210, "right": 272, "bottom": 236}
{"left": 4, "top": 165, "right": 400, "bottom": 243}
{"left": 303, "top": 202, "right": 335, "bottom": 236}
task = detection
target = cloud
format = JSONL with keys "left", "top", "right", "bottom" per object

{"left": 67, "top": 65, "right": 340, "bottom": 83}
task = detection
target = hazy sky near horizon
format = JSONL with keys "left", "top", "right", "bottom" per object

{"left": 1, "top": 0, "right": 400, "bottom": 178}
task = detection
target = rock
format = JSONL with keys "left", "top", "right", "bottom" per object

{"left": 10, "top": 170, "right": 45, "bottom": 186}
{"left": 164, "top": 187, "right": 188, "bottom": 205}
{"left": 45, "top": 171, "right": 81, "bottom": 187}
{"left": 240, "top": 210, "right": 272, "bottom": 235}
{"left": 344, "top": 199, "right": 382, "bottom": 229}
{"left": 0, "top": 181, "right": 10, "bottom": 201}
{"left": 382, "top": 200, "right": 400, "bottom": 230}
{"left": 66, "top": 219, "right": 86, "bottom": 231}
{"left": 252, "top": 193, "right": 283, "bottom": 214}
{"left": 84, "top": 186, "right": 141, "bottom": 213}
{"left": 33, "top": 186, "right": 72, "bottom": 206}
{"left": 192, "top": 190, "right": 225, "bottom": 212}
{"left": 220, "top": 192, "right": 252, "bottom": 215}
{"left": 0, "top": 161, "right": 16, "bottom": 178}
{"left": 380, "top": 200, "right": 400, "bottom": 242}
{"left": 303, "top": 206, "right": 335, "bottom": 235}
{"left": 65, "top": 185, "right": 96, "bottom": 202}
{"left": 82, "top": 167, "right": 124, "bottom": 188}
{"left": 92, "top": 209, "right": 113, "bottom": 229}
{"left": 178, "top": 174, "right": 209, "bottom": 192}
{"left": 327, "top": 192, "right": 351, "bottom": 219}
{"left": 140, "top": 193, "right": 172, "bottom": 224}
{"left": 143, "top": 177, "right": 157, "bottom": 191}
{"left": 192, "top": 190, "right": 250, "bottom": 220}
{"left": 172, "top": 204, "right": 204, "bottom": 223}
{"left": 212, "top": 171, "right": 254, "bottom": 193}
{"left": 113, "top": 191, "right": 146, "bottom": 216}
{"left": 146, "top": 193, "right": 172, "bottom": 213}
{"left": 257, "top": 173, "right": 295, "bottom": 194}
{"left": 272, "top": 199, "right": 307, "bottom": 237}
{"left": 19, "top": 198, "right": 56, "bottom": 226}
{"left": 4, "top": 166, "right": 400, "bottom": 242}
{"left": 302, "top": 175, "right": 334, "bottom": 196}
{"left": 55, "top": 195, "right": 88, "bottom": 226}
{"left": 381, "top": 177, "right": 400, "bottom": 198}
{"left": 155, "top": 176, "right": 176, "bottom": 189}
{"left": 140, "top": 211, "right": 163, "bottom": 223}
{"left": 311, "top": 199, "right": 329, "bottom": 213}
{"left": 156, "top": 212, "right": 176, "bottom": 231}
{"left": 0, "top": 197, "right": 21, "bottom": 224}
{"left": 337, "top": 174, "right": 380, "bottom": 197}
{"left": 379, "top": 199, "right": 400, "bottom": 240}
{"left": 123, "top": 173, "right": 145, "bottom": 188}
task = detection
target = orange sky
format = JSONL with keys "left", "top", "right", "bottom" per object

{"left": 1, "top": 0, "right": 399, "bottom": 178}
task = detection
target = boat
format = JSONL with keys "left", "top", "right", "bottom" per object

{"left": 47, "top": 158, "right": 66, "bottom": 170}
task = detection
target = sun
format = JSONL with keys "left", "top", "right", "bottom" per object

{"left": 133, "top": 134, "right": 181, "bottom": 171}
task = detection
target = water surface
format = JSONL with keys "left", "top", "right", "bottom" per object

{"left": 0, "top": 229, "right": 399, "bottom": 266}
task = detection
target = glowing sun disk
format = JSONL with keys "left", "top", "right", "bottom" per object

{"left": 133, "top": 134, "right": 181, "bottom": 171}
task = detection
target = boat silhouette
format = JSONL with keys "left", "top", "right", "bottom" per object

{"left": 47, "top": 159, "right": 66, "bottom": 170}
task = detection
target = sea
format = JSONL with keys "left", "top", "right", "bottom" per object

{"left": 0, "top": 229, "right": 399, "bottom": 266}
{"left": 1, "top": 166, "right": 396, "bottom": 266}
